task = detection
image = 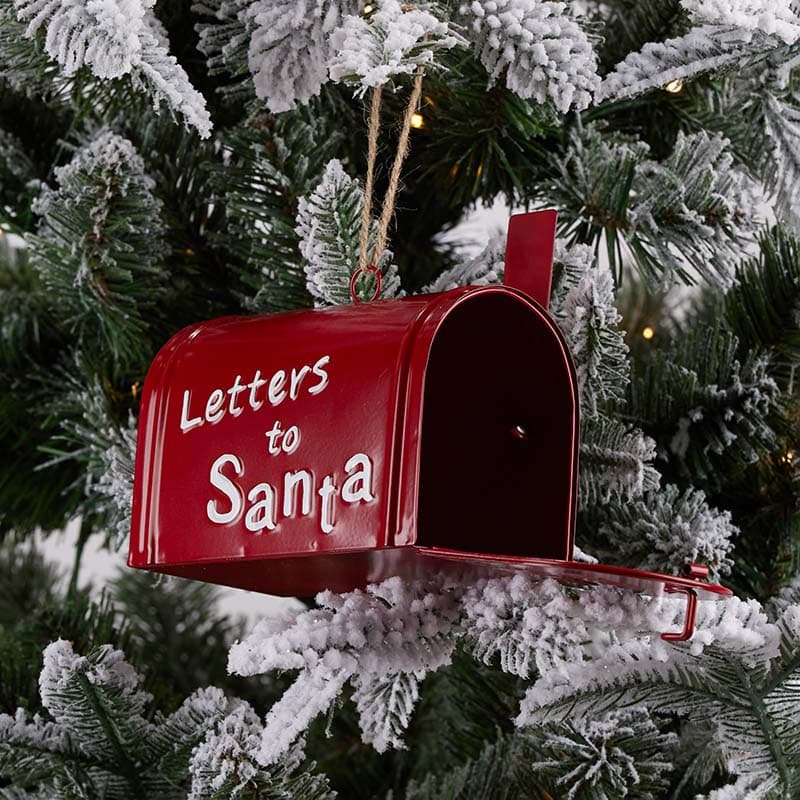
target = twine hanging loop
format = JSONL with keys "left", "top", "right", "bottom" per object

{"left": 350, "top": 64, "right": 425, "bottom": 303}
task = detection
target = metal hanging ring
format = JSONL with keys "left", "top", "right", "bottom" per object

{"left": 350, "top": 264, "right": 383, "bottom": 304}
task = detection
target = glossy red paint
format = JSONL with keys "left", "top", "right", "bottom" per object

{"left": 129, "top": 211, "right": 730, "bottom": 641}
{"left": 129, "top": 283, "right": 579, "bottom": 578}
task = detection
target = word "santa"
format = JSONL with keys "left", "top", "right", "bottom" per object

{"left": 206, "top": 452, "right": 374, "bottom": 534}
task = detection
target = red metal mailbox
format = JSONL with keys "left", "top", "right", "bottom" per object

{"left": 129, "top": 211, "right": 730, "bottom": 640}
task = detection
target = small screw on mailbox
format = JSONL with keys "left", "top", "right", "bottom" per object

{"left": 128, "top": 210, "right": 731, "bottom": 641}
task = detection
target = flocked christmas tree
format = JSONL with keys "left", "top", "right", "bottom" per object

{"left": 1, "top": 0, "right": 800, "bottom": 797}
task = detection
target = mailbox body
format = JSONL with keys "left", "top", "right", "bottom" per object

{"left": 129, "top": 285, "right": 580, "bottom": 596}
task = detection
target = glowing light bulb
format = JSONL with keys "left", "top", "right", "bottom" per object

{"left": 642, "top": 326, "right": 655, "bottom": 340}
{"left": 664, "top": 78, "right": 684, "bottom": 94}
{"left": 780, "top": 449, "right": 795, "bottom": 465}
{"left": 362, "top": 3, "right": 374, "bottom": 13}
{"left": 410, "top": 112, "right": 424, "bottom": 129}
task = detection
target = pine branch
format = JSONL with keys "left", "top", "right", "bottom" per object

{"left": 454, "top": 0, "right": 600, "bottom": 113}
{"left": 401, "top": 648, "right": 522, "bottom": 784}
{"left": 329, "top": 1, "right": 460, "bottom": 97}
{"left": 593, "top": 0, "right": 687, "bottom": 73}
{"left": 402, "top": 733, "right": 524, "bottom": 800}
{"left": 189, "top": 711, "right": 336, "bottom": 800}
{"left": 297, "top": 158, "right": 402, "bottom": 305}
{"left": 518, "top": 596, "right": 800, "bottom": 796}
{"left": 579, "top": 414, "right": 660, "bottom": 509}
{"left": 0, "top": 541, "right": 59, "bottom": 630}
{"left": 209, "top": 106, "right": 346, "bottom": 313}
{"left": 525, "top": 706, "right": 677, "bottom": 799}
{"left": 549, "top": 121, "right": 762, "bottom": 286}
{"left": 0, "top": 541, "right": 129, "bottom": 717}
{"left": 122, "top": 112, "right": 235, "bottom": 330}
{"left": 551, "top": 242, "right": 630, "bottom": 414}
{"left": 207, "top": 0, "right": 361, "bottom": 114}
{"left": 597, "top": 1, "right": 800, "bottom": 104}
{"left": 303, "top": 647, "right": 523, "bottom": 796}
{"left": 700, "top": 429, "right": 800, "bottom": 603}
{"left": 662, "top": 227, "right": 800, "bottom": 598}
{"left": 0, "top": 128, "right": 38, "bottom": 231}
{"left": 0, "top": 369, "right": 82, "bottom": 537}
{"left": 10, "top": 0, "right": 211, "bottom": 137}
{"left": 226, "top": 572, "right": 752, "bottom": 775}
{"left": 666, "top": 72, "right": 771, "bottom": 173}
{"left": 36, "top": 367, "right": 138, "bottom": 549}
{"left": 0, "top": 82, "right": 73, "bottom": 218}
{"left": 0, "top": 1, "right": 210, "bottom": 144}
{"left": 720, "top": 226, "right": 800, "bottom": 382}
{"left": 28, "top": 130, "right": 168, "bottom": 376}
{"left": 408, "top": 49, "right": 560, "bottom": 211}
{"left": 0, "top": 1, "right": 59, "bottom": 95}
{"left": 762, "top": 92, "right": 800, "bottom": 228}
{"left": 629, "top": 323, "right": 780, "bottom": 486}
{"left": 193, "top": 0, "right": 253, "bottom": 102}
{"left": 0, "top": 640, "right": 231, "bottom": 798}
{"left": 228, "top": 577, "right": 459, "bottom": 767}
{"left": 111, "top": 570, "right": 259, "bottom": 714}
{"left": 595, "top": 484, "right": 737, "bottom": 580}
{"left": 0, "top": 242, "right": 52, "bottom": 368}
{"left": 352, "top": 671, "right": 421, "bottom": 754}
{"left": 423, "top": 232, "right": 505, "bottom": 293}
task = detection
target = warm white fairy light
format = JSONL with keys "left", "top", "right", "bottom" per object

{"left": 664, "top": 78, "right": 684, "bottom": 94}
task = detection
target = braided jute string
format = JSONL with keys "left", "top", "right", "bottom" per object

{"left": 358, "top": 83, "right": 383, "bottom": 271}
{"left": 356, "top": 64, "right": 426, "bottom": 293}
{"left": 371, "top": 65, "right": 424, "bottom": 266}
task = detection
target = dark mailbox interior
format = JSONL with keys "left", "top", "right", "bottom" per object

{"left": 417, "top": 293, "right": 576, "bottom": 560}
